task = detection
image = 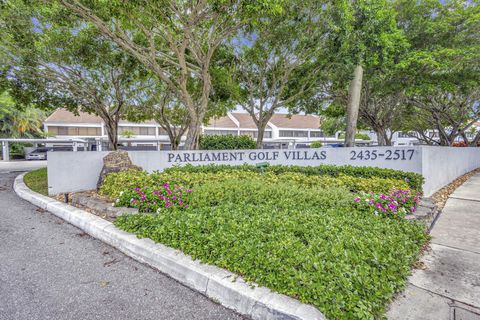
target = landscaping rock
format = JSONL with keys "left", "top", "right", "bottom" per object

{"left": 70, "top": 192, "right": 138, "bottom": 220}
{"left": 414, "top": 206, "right": 433, "bottom": 220}
{"left": 405, "top": 197, "right": 439, "bottom": 229}
{"left": 419, "top": 198, "right": 436, "bottom": 210}
{"left": 96, "top": 150, "right": 142, "bottom": 189}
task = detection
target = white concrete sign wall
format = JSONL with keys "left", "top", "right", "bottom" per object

{"left": 129, "top": 147, "right": 422, "bottom": 174}
{"left": 47, "top": 146, "right": 480, "bottom": 197}
{"left": 421, "top": 146, "right": 480, "bottom": 195}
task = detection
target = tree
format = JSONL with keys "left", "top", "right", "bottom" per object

{"left": 357, "top": 72, "right": 408, "bottom": 146}
{"left": 0, "top": 1, "right": 151, "bottom": 150}
{"left": 402, "top": 87, "right": 480, "bottom": 146}
{"left": 233, "top": 1, "right": 327, "bottom": 148}
{"left": 325, "top": 0, "right": 408, "bottom": 146}
{"left": 0, "top": 92, "right": 46, "bottom": 138}
{"left": 59, "top": 0, "right": 283, "bottom": 150}
{"left": 126, "top": 87, "right": 190, "bottom": 150}
{"left": 124, "top": 46, "right": 238, "bottom": 150}
{"left": 397, "top": 0, "right": 480, "bottom": 146}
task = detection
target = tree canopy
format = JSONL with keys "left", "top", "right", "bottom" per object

{"left": 0, "top": 0, "right": 478, "bottom": 148}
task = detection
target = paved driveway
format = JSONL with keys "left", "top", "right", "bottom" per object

{"left": 0, "top": 172, "right": 243, "bottom": 320}
{"left": 0, "top": 160, "right": 47, "bottom": 173}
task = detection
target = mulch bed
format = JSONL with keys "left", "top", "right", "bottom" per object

{"left": 431, "top": 168, "right": 480, "bottom": 210}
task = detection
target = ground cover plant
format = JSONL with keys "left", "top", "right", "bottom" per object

{"left": 24, "top": 167, "right": 48, "bottom": 195}
{"left": 105, "top": 164, "right": 427, "bottom": 319}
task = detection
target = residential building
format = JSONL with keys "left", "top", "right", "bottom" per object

{"left": 43, "top": 109, "right": 353, "bottom": 149}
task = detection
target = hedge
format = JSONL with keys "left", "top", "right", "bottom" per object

{"left": 199, "top": 134, "right": 256, "bottom": 150}
{"left": 100, "top": 169, "right": 410, "bottom": 199}
{"left": 310, "top": 141, "right": 323, "bottom": 148}
{"left": 164, "top": 164, "right": 424, "bottom": 191}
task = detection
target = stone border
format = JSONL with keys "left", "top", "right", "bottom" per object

{"left": 70, "top": 192, "right": 138, "bottom": 219}
{"left": 14, "top": 173, "right": 325, "bottom": 320}
{"left": 405, "top": 197, "right": 439, "bottom": 230}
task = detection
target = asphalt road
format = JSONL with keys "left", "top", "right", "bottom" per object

{"left": 0, "top": 171, "right": 244, "bottom": 320}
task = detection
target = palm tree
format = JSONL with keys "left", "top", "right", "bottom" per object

{"left": 0, "top": 92, "right": 47, "bottom": 138}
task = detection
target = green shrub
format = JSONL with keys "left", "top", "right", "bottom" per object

{"left": 101, "top": 169, "right": 410, "bottom": 199}
{"left": 99, "top": 169, "right": 151, "bottom": 199}
{"left": 310, "top": 141, "right": 323, "bottom": 148}
{"left": 114, "top": 180, "right": 427, "bottom": 319}
{"left": 355, "top": 133, "right": 371, "bottom": 140}
{"left": 24, "top": 168, "right": 48, "bottom": 195}
{"left": 164, "top": 164, "right": 424, "bottom": 191}
{"left": 187, "top": 178, "right": 354, "bottom": 210}
{"left": 339, "top": 132, "right": 371, "bottom": 140}
{"left": 199, "top": 134, "right": 256, "bottom": 150}
{"left": 106, "top": 164, "right": 427, "bottom": 319}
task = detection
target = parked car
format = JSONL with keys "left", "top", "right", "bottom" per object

{"left": 26, "top": 147, "right": 52, "bottom": 160}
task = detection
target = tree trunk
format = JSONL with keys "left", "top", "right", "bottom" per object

{"left": 172, "top": 135, "right": 182, "bottom": 150}
{"left": 102, "top": 115, "right": 119, "bottom": 151}
{"left": 345, "top": 65, "right": 364, "bottom": 147}
{"left": 168, "top": 130, "right": 184, "bottom": 150}
{"left": 385, "top": 133, "right": 393, "bottom": 146}
{"left": 374, "top": 127, "right": 393, "bottom": 146}
{"left": 376, "top": 128, "right": 387, "bottom": 146}
{"left": 256, "top": 123, "right": 268, "bottom": 149}
{"left": 468, "top": 130, "right": 480, "bottom": 147}
{"left": 184, "top": 117, "right": 202, "bottom": 150}
{"left": 459, "top": 131, "right": 469, "bottom": 145}
{"left": 166, "top": 131, "right": 177, "bottom": 150}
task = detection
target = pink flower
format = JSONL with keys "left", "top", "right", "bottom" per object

{"left": 354, "top": 197, "right": 361, "bottom": 203}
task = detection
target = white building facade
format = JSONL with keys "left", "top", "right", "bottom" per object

{"left": 43, "top": 109, "right": 341, "bottom": 150}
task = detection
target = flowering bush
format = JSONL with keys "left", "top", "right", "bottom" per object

{"left": 452, "top": 141, "right": 467, "bottom": 147}
{"left": 354, "top": 189, "right": 420, "bottom": 218}
{"left": 115, "top": 183, "right": 192, "bottom": 213}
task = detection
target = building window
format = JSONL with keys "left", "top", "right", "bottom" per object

{"left": 48, "top": 126, "right": 101, "bottom": 136}
{"left": 279, "top": 130, "right": 308, "bottom": 138}
{"left": 139, "top": 127, "right": 156, "bottom": 135}
{"left": 240, "top": 130, "right": 272, "bottom": 138}
{"left": 398, "top": 132, "right": 412, "bottom": 138}
{"left": 310, "top": 131, "right": 324, "bottom": 138}
{"left": 119, "top": 126, "right": 156, "bottom": 136}
{"left": 203, "top": 129, "right": 238, "bottom": 136}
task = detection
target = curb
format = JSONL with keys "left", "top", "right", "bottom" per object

{"left": 14, "top": 173, "right": 325, "bottom": 320}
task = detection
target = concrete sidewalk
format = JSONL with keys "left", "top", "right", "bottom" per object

{"left": 387, "top": 173, "right": 480, "bottom": 320}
